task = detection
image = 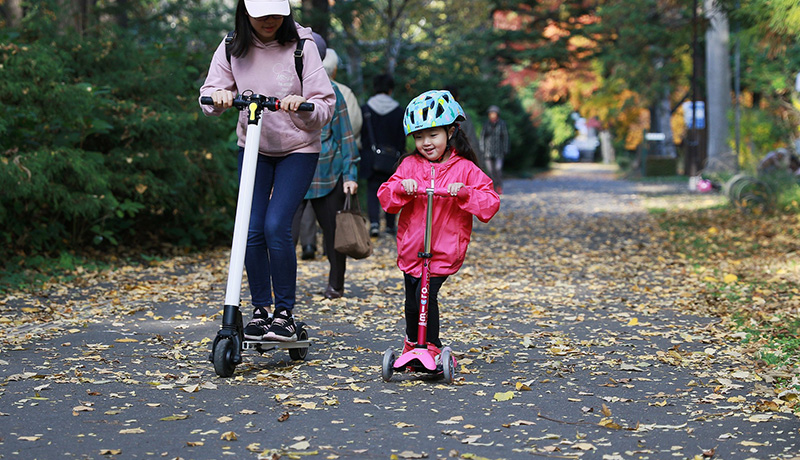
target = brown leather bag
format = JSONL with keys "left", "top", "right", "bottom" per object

{"left": 334, "top": 193, "right": 372, "bottom": 259}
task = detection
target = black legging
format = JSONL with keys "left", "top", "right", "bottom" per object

{"left": 404, "top": 273, "right": 448, "bottom": 348}
{"left": 291, "top": 177, "right": 347, "bottom": 291}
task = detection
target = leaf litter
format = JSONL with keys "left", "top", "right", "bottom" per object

{"left": 1, "top": 165, "right": 798, "bottom": 458}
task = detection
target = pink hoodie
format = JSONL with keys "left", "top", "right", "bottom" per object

{"left": 199, "top": 24, "right": 335, "bottom": 156}
{"left": 378, "top": 151, "right": 500, "bottom": 278}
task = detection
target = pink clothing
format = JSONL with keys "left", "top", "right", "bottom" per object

{"left": 199, "top": 24, "right": 335, "bottom": 156}
{"left": 378, "top": 151, "right": 500, "bottom": 278}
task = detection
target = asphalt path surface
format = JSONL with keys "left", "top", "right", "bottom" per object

{"left": 2, "top": 163, "right": 798, "bottom": 460}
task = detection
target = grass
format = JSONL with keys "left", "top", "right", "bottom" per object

{"left": 650, "top": 181, "right": 800, "bottom": 376}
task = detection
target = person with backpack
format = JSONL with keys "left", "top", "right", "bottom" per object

{"left": 199, "top": 0, "right": 335, "bottom": 342}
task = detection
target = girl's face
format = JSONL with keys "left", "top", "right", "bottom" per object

{"left": 249, "top": 14, "right": 284, "bottom": 42}
{"left": 413, "top": 126, "right": 455, "bottom": 162}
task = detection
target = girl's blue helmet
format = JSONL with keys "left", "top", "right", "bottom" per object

{"left": 403, "top": 90, "right": 466, "bottom": 135}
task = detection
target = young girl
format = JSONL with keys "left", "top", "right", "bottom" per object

{"left": 199, "top": 0, "right": 335, "bottom": 342}
{"left": 377, "top": 90, "right": 500, "bottom": 359}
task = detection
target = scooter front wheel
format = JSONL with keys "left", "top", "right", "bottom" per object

{"left": 441, "top": 347, "right": 455, "bottom": 384}
{"left": 213, "top": 338, "right": 237, "bottom": 378}
{"left": 382, "top": 348, "right": 396, "bottom": 382}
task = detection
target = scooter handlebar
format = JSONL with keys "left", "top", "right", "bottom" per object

{"left": 200, "top": 95, "right": 314, "bottom": 112}
{"left": 414, "top": 187, "right": 467, "bottom": 199}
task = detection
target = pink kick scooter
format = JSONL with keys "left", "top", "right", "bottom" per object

{"left": 382, "top": 187, "right": 458, "bottom": 384}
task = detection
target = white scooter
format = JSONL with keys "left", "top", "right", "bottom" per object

{"left": 201, "top": 91, "right": 312, "bottom": 377}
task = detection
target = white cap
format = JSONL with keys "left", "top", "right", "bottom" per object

{"left": 244, "top": 0, "right": 290, "bottom": 17}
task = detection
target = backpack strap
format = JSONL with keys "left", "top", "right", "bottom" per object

{"left": 225, "top": 30, "right": 235, "bottom": 64}
{"left": 295, "top": 38, "right": 306, "bottom": 93}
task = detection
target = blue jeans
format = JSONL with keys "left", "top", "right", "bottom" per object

{"left": 239, "top": 148, "right": 319, "bottom": 312}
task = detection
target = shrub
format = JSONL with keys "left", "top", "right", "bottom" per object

{"left": 0, "top": 1, "right": 239, "bottom": 261}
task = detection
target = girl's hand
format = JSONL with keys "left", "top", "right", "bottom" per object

{"left": 343, "top": 181, "right": 358, "bottom": 195}
{"left": 447, "top": 182, "right": 464, "bottom": 196}
{"left": 401, "top": 179, "right": 418, "bottom": 195}
{"left": 212, "top": 89, "right": 234, "bottom": 109}
{"left": 280, "top": 95, "right": 307, "bottom": 112}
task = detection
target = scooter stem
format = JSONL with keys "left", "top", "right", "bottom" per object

{"left": 416, "top": 188, "right": 435, "bottom": 346}
{"left": 224, "top": 112, "right": 263, "bottom": 307}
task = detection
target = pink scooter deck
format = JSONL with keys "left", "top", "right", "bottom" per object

{"left": 393, "top": 348, "right": 438, "bottom": 372}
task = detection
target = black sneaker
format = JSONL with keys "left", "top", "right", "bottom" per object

{"left": 264, "top": 308, "right": 297, "bottom": 342}
{"left": 243, "top": 307, "right": 272, "bottom": 340}
{"left": 369, "top": 223, "right": 380, "bottom": 237}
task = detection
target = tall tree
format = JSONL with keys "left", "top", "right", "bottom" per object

{"left": 705, "top": 0, "right": 734, "bottom": 172}
{"left": 492, "top": 0, "right": 694, "bottom": 158}
{"left": 2, "top": 0, "right": 24, "bottom": 28}
{"left": 302, "top": 0, "right": 330, "bottom": 39}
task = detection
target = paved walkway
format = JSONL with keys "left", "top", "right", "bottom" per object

{"left": 1, "top": 163, "right": 797, "bottom": 460}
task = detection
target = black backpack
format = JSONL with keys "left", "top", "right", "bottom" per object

{"left": 224, "top": 31, "right": 308, "bottom": 91}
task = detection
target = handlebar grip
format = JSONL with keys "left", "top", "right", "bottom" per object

{"left": 200, "top": 96, "right": 214, "bottom": 105}
{"left": 298, "top": 102, "right": 314, "bottom": 111}
{"left": 415, "top": 188, "right": 463, "bottom": 197}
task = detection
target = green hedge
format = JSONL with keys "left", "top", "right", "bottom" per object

{"left": 0, "top": 2, "right": 239, "bottom": 260}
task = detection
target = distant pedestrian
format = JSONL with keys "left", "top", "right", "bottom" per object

{"left": 361, "top": 74, "right": 405, "bottom": 237}
{"left": 378, "top": 89, "right": 500, "bottom": 358}
{"left": 479, "top": 105, "right": 509, "bottom": 194}
{"left": 292, "top": 32, "right": 360, "bottom": 300}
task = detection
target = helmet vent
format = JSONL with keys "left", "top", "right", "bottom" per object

{"left": 435, "top": 104, "right": 445, "bottom": 118}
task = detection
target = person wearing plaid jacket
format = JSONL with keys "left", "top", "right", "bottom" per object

{"left": 291, "top": 46, "right": 360, "bottom": 299}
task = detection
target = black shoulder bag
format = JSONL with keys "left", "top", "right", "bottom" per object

{"left": 364, "top": 108, "right": 401, "bottom": 174}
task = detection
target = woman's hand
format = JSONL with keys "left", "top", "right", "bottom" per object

{"left": 343, "top": 181, "right": 358, "bottom": 195}
{"left": 212, "top": 89, "right": 234, "bottom": 109}
{"left": 401, "top": 179, "right": 418, "bottom": 195}
{"left": 447, "top": 182, "right": 464, "bottom": 196}
{"left": 280, "top": 95, "right": 307, "bottom": 112}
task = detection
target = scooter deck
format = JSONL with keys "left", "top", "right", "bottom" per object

{"left": 242, "top": 339, "right": 311, "bottom": 351}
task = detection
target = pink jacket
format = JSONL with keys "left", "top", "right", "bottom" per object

{"left": 378, "top": 151, "right": 500, "bottom": 278}
{"left": 199, "top": 24, "right": 335, "bottom": 156}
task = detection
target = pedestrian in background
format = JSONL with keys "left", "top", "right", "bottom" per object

{"left": 297, "top": 41, "right": 364, "bottom": 260}
{"left": 292, "top": 32, "right": 360, "bottom": 300}
{"left": 323, "top": 48, "right": 363, "bottom": 147}
{"left": 361, "top": 74, "right": 405, "bottom": 237}
{"left": 479, "top": 105, "right": 509, "bottom": 195}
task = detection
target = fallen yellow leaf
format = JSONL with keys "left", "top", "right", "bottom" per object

{"left": 493, "top": 391, "right": 514, "bottom": 401}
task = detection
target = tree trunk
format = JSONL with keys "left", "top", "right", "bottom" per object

{"left": 4, "top": 0, "right": 24, "bottom": 28}
{"left": 704, "top": 0, "right": 735, "bottom": 172}
{"left": 302, "top": 0, "right": 329, "bottom": 39}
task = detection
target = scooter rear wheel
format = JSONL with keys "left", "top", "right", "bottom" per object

{"left": 441, "top": 347, "right": 455, "bottom": 384}
{"left": 382, "top": 348, "right": 396, "bottom": 382}
{"left": 213, "top": 338, "right": 237, "bottom": 378}
{"left": 289, "top": 328, "right": 309, "bottom": 361}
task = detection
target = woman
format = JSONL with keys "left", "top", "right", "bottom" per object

{"left": 199, "top": 0, "right": 335, "bottom": 341}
